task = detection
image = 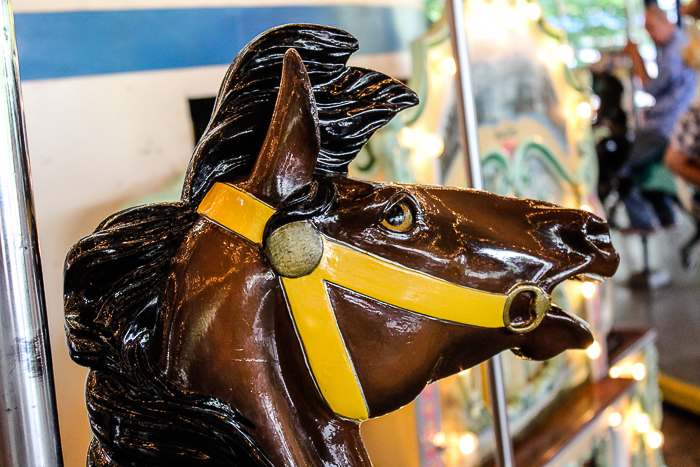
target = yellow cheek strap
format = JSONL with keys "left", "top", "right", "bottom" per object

{"left": 198, "top": 182, "right": 550, "bottom": 421}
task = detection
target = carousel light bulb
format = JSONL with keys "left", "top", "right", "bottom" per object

{"left": 417, "top": 133, "right": 445, "bottom": 159}
{"left": 398, "top": 127, "right": 418, "bottom": 148}
{"left": 646, "top": 430, "right": 664, "bottom": 449}
{"left": 558, "top": 44, "right": 575, "bottom": 63}
{"left": 635, "top": 413, "right": 651, "bottom": 433}
{"left": 459, "top": 433, "right": 477, "bottom": 455}
{"left": 459, "top": 368, "right": 472, "bottom": 376}
{"left": 439, "top": 57, "right": 457, "bottom": 76}
{"left": 432, "top": 432, "right": 446, "bottom": 447}
{"left": 609, "top": 366, "right": 622, "bottom": 378}
{"left": 526, "top": 2, "right": 542, "bottom": 21}
{"left": 587, "top": 341, "right": 601, "bottom": 359}
{"left": 632, "top": 363, "right": 646, "bottom": 381}
{"left": 579, "top": 204, "right": 593, "bottom": 212}
{"left": 503, "top": 8, "right": 519, "bottom": 30}
{"left": 608, "top": 411, "right": 622, "bottom": 427}
{"left": 581, "top": 281, "right": 596, "bottom": 299}
{"left": 577, "top": 101, "right": 593, "bottom": 119}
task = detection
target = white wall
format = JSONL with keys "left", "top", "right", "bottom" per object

{"left": 14, "top": 1, "right": 420, "bottom": 465}
{"left": 23, "top": 64, "right": 224, "bottom": 467}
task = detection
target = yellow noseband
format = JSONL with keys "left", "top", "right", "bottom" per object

{"left": 198, "top": 182, "right": 550, "bottom": 421}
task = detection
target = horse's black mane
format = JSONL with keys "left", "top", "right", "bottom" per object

{"left": 64, "top": 24, "right": 417, "bottom": 467}
{"left": 183, "top": 24, "right": 418, "bottom": 204}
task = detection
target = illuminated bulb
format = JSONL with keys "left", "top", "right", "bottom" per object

{"left": 581, "top": 281, "right": 596, "bottom": 299}
{"left": 646, "top": 430, "right": 664, "bottom": 449}
{"left": 558, "top": 44, "right": 575, "bottom": 63}
{"left": 432, "top": 432, "right": 446, "bottom": 447}
{"left": 635, "top": 413, "right": 651, "bottom": 433}
{"left": 609, "top": 366, "right": 622, "bottom": 378}
{"left": 525, "top": 2, "right": 542, "bottom": 21}
{"left": 459, "top": 433, "right": 477, "bottom": 455}
{"left": 632, "top": 363, "right": 646, "bottom": 381}
{"left": 587, "top": 341, "right": 601, "bottom": 359}
{"left": 417, "top": 133, "right": 445, "bottom": 159}
{"left": 577, "top": 101, "right": 593, "bottom": 119}
{"left": 608, "top": 411, "right": 622, "bottom": 427}
{"left": 579, "top": 204, "right": 593, "bottom": 212}
{"left": 439, "top": 57, "right": 457, "bottom": 76}
{"left": 459, "top": 368, "right": 472, "bottom": 376}
{"left": 398, "top": 127, "right": 418, "bottom": 148}
{"left": 503, "top": 8, "right": 519, "bottom": 30}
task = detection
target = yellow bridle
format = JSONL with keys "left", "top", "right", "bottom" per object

{"left": 198, "top": 182, "right": 551, "bottom": 421}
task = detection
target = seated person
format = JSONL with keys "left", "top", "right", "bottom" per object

{"left": 667, "top": 102, "right": 700, "bottom": 187}
{"left": 665, "top": 106, "right": 700, "bottom": 265}
{"left": 622, "top": 2, "right": 697, "bottom": 229}
{"left": 667, "top": 0, "right": 700, "bottom": 189}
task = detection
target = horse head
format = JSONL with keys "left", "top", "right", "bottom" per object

{"left": 65, "top": 24, "right": 618, "bottom": 467}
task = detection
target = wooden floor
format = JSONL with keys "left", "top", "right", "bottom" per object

{"left": 662, "top": 404, "right": 700, "bottom": 467}
{"left": 611, "top": 214, "right": 700, "bottom": 466}
{"left": 610, "top": 219, "right": 700, "bottom": 387}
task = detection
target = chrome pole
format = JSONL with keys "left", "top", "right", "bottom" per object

{"left": 445, "top": 1, "right": 515, "bottom": 466}
{"left": 624, "top": 0, "right": 644, "bottom": 131}
{"left": 485, "top": 357, "right": 514, "bottom": 467}
{"left": 446, "top": 0, "right": 483, "bottom": 191}
{"left": 0, "top": 1, "right": 64, "bottom": 465}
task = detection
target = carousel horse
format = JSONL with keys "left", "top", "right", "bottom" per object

{"left": 64, "top": 24, "right": 619, "bottom": 467}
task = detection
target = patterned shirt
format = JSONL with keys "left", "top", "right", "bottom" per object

{"left": 671, "top": 100, "right": 700, "bottom": 158}
{"left": 646, "top": 28, "right": 698, "bottom": 138}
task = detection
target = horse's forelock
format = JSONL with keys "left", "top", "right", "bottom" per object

{"left": 182, "top": 24, "right": 418, "bottom": 204}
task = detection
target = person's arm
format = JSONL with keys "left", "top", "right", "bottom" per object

{"left": 665, "top": 145, "right": 700, "bottom": 187}
{"left": 646, "top": 32, "right": 690, "bottom": 99}
{"left": 624, "top": 41, "right": 651, "bottom": 86}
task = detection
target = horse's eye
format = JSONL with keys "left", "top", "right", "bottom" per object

{"left": 381, "top": 202, "right": 414, "bottom": 232}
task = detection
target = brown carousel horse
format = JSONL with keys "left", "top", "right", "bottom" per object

{"left": 64, "top": 24, "right": 619, "bottom": 467}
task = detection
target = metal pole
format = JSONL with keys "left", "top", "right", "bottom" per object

{"left": 446, "top": 0, "right": 483, "bottom": 191}
{"left": 485, "top": 357, "right": 514, "bottom": 467}
{"left": 445, "top": 1, "right": 515, "bottom": 466}
{"left": 0, "top": 1, "right": 64, "bottom": 465}
{"left": 624, "top": 0, "right": 644, "bottom": 130}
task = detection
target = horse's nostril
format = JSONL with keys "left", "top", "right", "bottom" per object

{"left": 582, "top": 214, "right": 616, "bottom": 254}
{"left": 585, "top": 215, "right": 609, "bottom": 238}
{"left": 508, "top": 292, "right": 536, "bottom": 327}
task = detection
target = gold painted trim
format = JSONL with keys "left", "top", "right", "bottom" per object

{"left": 659, "top": 374, "right": 700, "bottom": 416}
{"left": 283, "top": 268, "right": 369, "bottom": 420}
{"left": 321, "top": 240, "right": 508, "bottom": 329}
{"left": 197, "top": 182, "right": 274, "bottom": 244}
{"left": 196, "top": 182, "right": 551, "bottom": 420}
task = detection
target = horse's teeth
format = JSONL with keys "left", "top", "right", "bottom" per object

{"left": 571, "top": 273, "right": 605, "bottom": 283}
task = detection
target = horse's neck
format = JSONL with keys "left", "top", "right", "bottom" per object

{"left": 160, "top": 220, "right": 372, "bottom": 467}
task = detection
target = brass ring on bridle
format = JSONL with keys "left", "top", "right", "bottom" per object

{"left": 502, "top": 283, "right": 551, "bottom": 334}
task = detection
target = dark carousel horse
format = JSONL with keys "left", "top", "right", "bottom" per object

{"left": 64, "top": 24, "right": 619, "bottom": 467}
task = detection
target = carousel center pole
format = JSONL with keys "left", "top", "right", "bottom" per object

{"left": 445, "top": 1, "right": 515, "bottom": 466}
{"left": 0, "top": 1, "right": 64, "bottom": 465}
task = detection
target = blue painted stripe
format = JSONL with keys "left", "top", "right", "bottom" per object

{"left": 14, "top": 6, "right": 426, "bottom": 80}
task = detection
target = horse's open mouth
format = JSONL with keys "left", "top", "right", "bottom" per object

{"left": 504, "top": 273, "right": 601, "bottom": 329}
{"left": 509, "top": 298, "right": 595, "bottom": 360}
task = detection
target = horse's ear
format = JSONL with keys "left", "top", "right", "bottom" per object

{"left": 243, "top": 48, "right": 320, "bottom": 207}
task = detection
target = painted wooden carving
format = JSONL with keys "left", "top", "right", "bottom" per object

{"left": 64, "top": 24, "right": 619, "bottom": 467}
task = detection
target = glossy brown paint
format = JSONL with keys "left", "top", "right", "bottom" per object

{"left": 66, "top": 26, "right": 620, "bottom": 467}
{"left": 160, "top": 220, "right": 370, "bottom": 467}
{"left": 157, "top": 49, "right": 618, "bottom": 466}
